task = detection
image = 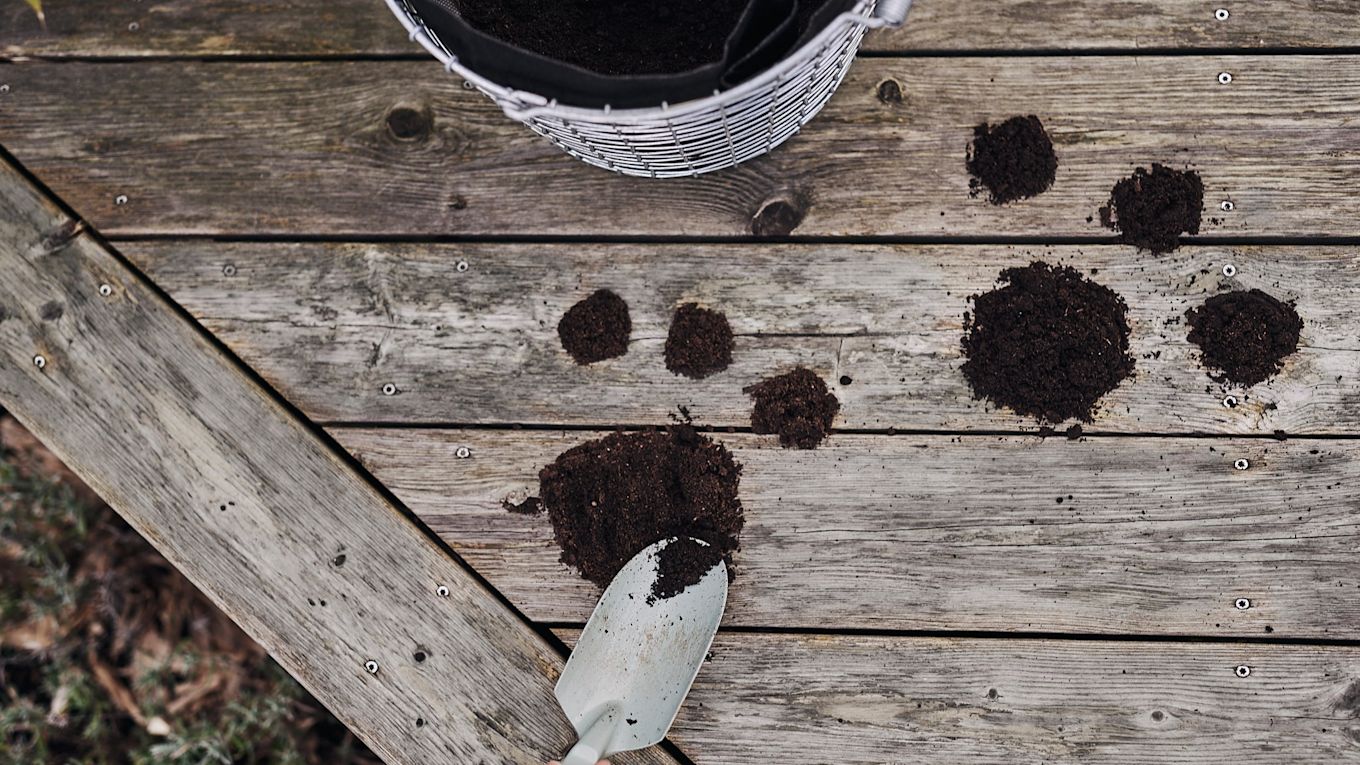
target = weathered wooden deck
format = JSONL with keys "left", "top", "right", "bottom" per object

{"left": 3, "top": 1, "right": 1360, "bottom": 763}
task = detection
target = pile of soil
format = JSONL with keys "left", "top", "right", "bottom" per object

{"left": 558, "top": 289, "right": 631, "bottom": 364}
{"left": 665, "top": 303, "right": 735, "bottom": 379}
{"left": 1100, "top": 164, "right": 1204, "bottom": 253}
{"left": 649, "top": 537, "right": 726, "bottom": 603}
{"left": 451, "top": 0, "right": 750, "bottom": 76}
{"left": 537, "top": 426, "right": 743, "bottom": 588}
{"left": 744, "top": 367, "right": 840, "bottom": 449}
{"left": 1187, "top": 289, "right": 1303, "bottom": 386}
{"left": 967, "top": 115, "right": 1058, "bottom": 205}
{"left": 961, "top": 261, "right": 1135, "bottom": 423}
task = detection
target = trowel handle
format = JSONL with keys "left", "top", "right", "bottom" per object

{"left": 561, "top": 713, "right": 615, "bottom": 765}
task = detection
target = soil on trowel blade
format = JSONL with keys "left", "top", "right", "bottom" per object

{"left": 649, "top": 536, "right": 726, "bottom": 603}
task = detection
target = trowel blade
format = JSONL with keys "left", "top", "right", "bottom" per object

{"left": 555, "top": 537, "right": 728, "bottom": 760}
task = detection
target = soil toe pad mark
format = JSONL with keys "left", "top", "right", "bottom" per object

{"left": 967, "top": 115, "right": 1058, "bottom": 205}
{"left": 665, "top": 303, "right": 735, "bottom": 379}
{"left": 1187, "top": 289, "right": 1303, "bottom": 386}
{"left": 558, "top": 289, "right": 631, "bottom": 365}
{"left": 1100, "top": 164, "right": 1204, "bottom": 253}
{"left": 744, "top": 367, "right": 840, "bottom": 449}
{"left": 962, "top": 261, "right": 1135, "bottom": 424}
{"left": 538, "top": 426, "right": 743, "bottom": 588}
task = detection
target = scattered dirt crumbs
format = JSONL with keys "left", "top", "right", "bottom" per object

{"left": 967, "top": 115, "right": 1058, "bottom": 205}
{"left": 650, "top": 537, "right": 726, "bottom": 603}
{"left": 538, "top": 426, "right": 743, "bottom": 587}
{"left": 665, "top": 303, "right": 735, "bottom": 379}
{"left": 558, "top": 289, "right": 631, "bottom": 365}
{"left": 744, "top": 367, "right": 840, "bottom": 449}
{"left": 1187, "top": 289, "right": 1302, "bottom": 386}
{"left": 962, "top": 261, "right": 1135, "bottom": 423}
{"left": 502, "top": 496, "right": 544, "bottom": 515}
{"left": 1100, "top": 164, "right": 1204, "bottom": 253}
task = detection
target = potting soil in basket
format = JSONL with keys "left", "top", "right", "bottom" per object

{"left": 407, "top": 0, "right": 855, "bottom": 108}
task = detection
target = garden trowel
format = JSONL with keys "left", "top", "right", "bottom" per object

{"left": 555, "top": 537, "right": 728, "bottom": 765}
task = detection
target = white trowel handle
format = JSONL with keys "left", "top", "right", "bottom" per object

{"left": 561, "top": 713, "right": 615, "bottom": 765}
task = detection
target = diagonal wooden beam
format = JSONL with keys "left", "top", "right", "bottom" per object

{"left": 0, "top": 153, "right": 679, "bottom": 765}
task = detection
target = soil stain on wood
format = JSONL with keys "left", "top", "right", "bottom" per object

{"left": 1187, "top": 289, "right": 1302, "bottom": 386}
{"left": 558, "top": 289, "right": 631, "bottom": 365}
{"left": 537, "top": 426, "right": 743, "bottom": 588}
{"left": 962, "top": 261, "right": 1135, "bottom": 423}
{"left": 744, "top": 367, "right": 840, "bottom": 449}
{"left": 665, "top": 303, "right": 735, "bottom": 379}
{"left": 967, "top": 115, "right": 1057, "bottom": 205}
{"left": 1100, "top": 164, "right": 1204, "bottom": 253}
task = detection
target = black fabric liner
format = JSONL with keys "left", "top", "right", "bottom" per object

{"left": 407, "top": 0, "right": 857, "bottom": 109}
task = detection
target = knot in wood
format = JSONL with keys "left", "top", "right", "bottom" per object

{"left": 751, "top": 195, "right": 807, "bottom": 238}
{"left": 876, "top": 79, "right": 905, "bottom": 104}
{"left": 386, "top": 105, "right": 433, "bottom": 141}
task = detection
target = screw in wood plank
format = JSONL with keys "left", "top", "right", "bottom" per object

{"left": 221, "top": 264, "right": 236, "bottom": 277}
{"left": 1222, "top": 394, "right": 1238, "bottom": 408}
{"left": 1222, "top": 263, "right": 1237, "bottom": 278}
{"left": 0, "top": 84, "right": 9, "bottom": 93}
{"left": 1235, "top": 597, "right": 1252, "bottom": 610}
{"left": 128, "top": 22, "right": 140, "bottom": 31}
{"left": 1235, "top": 665, "right": 1251, "bottom": 678}
{"left": 456, "top": 260, "right": 469, "bottom": 273}
{"left": 1234, "top": 458, "right": 1250, "bottom": 471}
{"left": 436, "top": 585, "right": 450, "bottom": 598}
{"left": 1220, "top": 200, "right": 1235, "bottom": 212}
{"left": 364, "top": 660, "right": 380, "bottom": 675}
{"left": 462, "top": 80, "right": 476, "bottom": 91}
{"left": 1215, "top": 8, "right": 1230, "bottom": 21}
{"left": 382, "top": 383, "right": 398, "bottom": 396}
{"left": 114, "top": 194, "right": 129, "bottom": 206}
{"left": 32, "top": 354, "right": 46, "bottom": 369}
{"left": 455, "top": 446, "right": 471, "bottom": 459}
{"left": 98, "top": 284, "right": 113, "bottom": 297}
{"left": 1218, "top": 72, "right": 1233, "bottom": 85}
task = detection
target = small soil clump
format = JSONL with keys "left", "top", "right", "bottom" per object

{"left": 665, "top": 303, "right": 735, "bottom": 379}
{"left": 967, "top": 115, "right": 1058, "bottom": 205}
{"left": 502, "top": 496, "right": 544, "bottom": 515}
{"left": 962, "top": 261, "right": 1135, "bottom": 423}
{"left": 744, "top": 367, "right": 840, "bottom": 449}
{"left": 649, "top": 537, "right": 726, "bottom": 603}
{"left": 538, "top": 426, "right": 743, "bottom": 588}
{"left": 1100, "top": 164, "right": 1204, "bottom": 253}
{"left": 451, "top": 0, "right": 750, "bottom": 76}
{"left": 1187, "top": 289, "right": 1302, "bottom": 386}
{"left": 558, "top": 289, "right": 631, "bottom": 365}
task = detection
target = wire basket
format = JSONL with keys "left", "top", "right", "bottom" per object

{"left": 384, "top": 0, "right": 912, "bottom": 177}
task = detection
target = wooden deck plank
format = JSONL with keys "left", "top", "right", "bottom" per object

{"left": 1, "top": 56, "right": 1358, "bottom": 237}
{"left": 559, "top": 631, "right": 1360, "bottom": 764}
{"left": 335, "top": 427, "right": 1360, "bottom": 639}
{"left": 3, "top": 0, "right": 1356, "bottom": 58}
{"left": 126, "top": 241, "right": 1360, "bottom": 435}
{"left": 0, "top": 159, "right": 677, "bottom": 765}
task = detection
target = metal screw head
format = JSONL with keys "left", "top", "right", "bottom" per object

{"left": 462, "top": 80, "right": 476, "bottom": 90}
{"left": 1215, "top": 8, "right": 1230, "bottom": 21}
{"left": 382, "top": 383, "right": 398, "bottom": 396}
{"left": 1235, "top": 664, "right": 1251, "bottom": 678}
{"left": 114, "top": 194, "right": 129, "bottom": 206}
{"left": 128, "top": 21, "right": 140, "bottom": 31}
{"left": 436, "top": 584, "right": 450, "bottom": 597}
{"left": 1218, "top": 72, "right": 1233, "bottom": 85}
{"left": 222, "top": 264, "right": 236, "bottom": 276}
{"left": 32, "top": 354, "right": 46, "bottom": 369}
{"left": 1234, "top": 458, "right": 1250, "bottom": 471}
{"left": 454, "top": 446, "right": 471, "bottom": 459}
{"left": 0, "top": 84, "right": 9, "bottom": 93}
{"left": 1222, "top": 394, "right": 1238, "bottom": 408}
{"left": 455, "top": 260, "right": 469, "bottom": 273}
{"left": 1235, "top": 597, "right": 1252, "bottom": 610}
{"left": 98, "top": 283, "right": 113, "bottom": 296}
{"left": 364, "top": 660, "right": 380, "bottom": 675}
{"left": 1222, "top": 263, "right": 1237, "bottom": 278}
{"left": 1220, "top": 200, "right": 1235, "bottom": 212}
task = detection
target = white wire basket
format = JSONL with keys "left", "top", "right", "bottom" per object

{"left": 384, "top": 0, "right": 912, "bottom": 178}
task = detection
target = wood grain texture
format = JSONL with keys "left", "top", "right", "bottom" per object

{"left": 560, "top": 631, "right": 1360, "bottom": 764}
{"left": 126, "top": 241, "right": 1360, "bottom": 434}
{"left": 0, "top": 159, "right": 677, "bottom": 765}
{"left": 2, "top": 0, "right": 1356, "bottom": 57}
{"left": 335, "top": 427, "right": 1360, "bottom": 638}
{"left": 2, "top": 56, "right": 1359, "bottom": 237}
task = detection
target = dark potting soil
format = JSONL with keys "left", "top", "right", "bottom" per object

{"left": 967, "top": 115, "right": 1058, "bottom": 205}
{"left": 744, "top": 367, "right": 840, "bottom": 449}
{"left": 1100, "top": 164, "right": 1204, "bottom": 253}
{"left": 538, "top": 426, "right": 743, "bottom": 588}
{"left": 502, "top": 496, "right": 544, "bottom": 515}
{"left": 649, "top": 537, "right": 726, "bottom": 603}
{"left": 665, "top": 303, "right": 735, "bottom": 379}
{"left": 961, "top": 261, "right": 1135, "bottom": 423}
{"left": 558, "top": 289, "right": 631, "bottom": 365}
{"left": 450, "top": 0, "right": 750, "bottom": 76}
{"left": 1187, "top": 289, "right": 1302, "bottom": 386}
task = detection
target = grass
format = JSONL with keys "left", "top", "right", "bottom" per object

{"left": 0, "top": 420, "right": 382, "bottom": 765}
